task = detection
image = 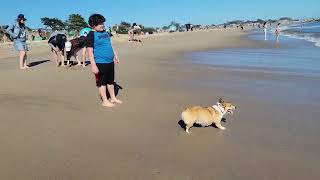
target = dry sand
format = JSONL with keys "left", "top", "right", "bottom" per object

{"left": 0, "top": 29, "right": 319, "bottom": 180}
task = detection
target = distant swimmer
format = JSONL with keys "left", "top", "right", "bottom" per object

{"left": 275, "top": 23, "right": 281, "bottom": 43}
{"left": 263, "top": 22, "right": 268, "bottom": 40}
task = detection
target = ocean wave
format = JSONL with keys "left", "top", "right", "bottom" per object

{"left": 281, "top": 22, "right": 320, "bottom": 47}
{"left": 282, "top": 33, "right": 320, "bottom": 47}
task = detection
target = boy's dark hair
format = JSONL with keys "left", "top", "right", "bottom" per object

{"left": 88, "top": 14, "right": 106, "bottom": 27}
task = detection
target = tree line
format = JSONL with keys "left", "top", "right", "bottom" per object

{"left": 41, "top": 14, "right": 156, "bottom": 34}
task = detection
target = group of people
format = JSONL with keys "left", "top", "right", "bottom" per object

{"left": 5, "top": 14, "right": 122, "bottom": 107}
{"left": 128, "top": 23, "right": 142, "bottom": 42}
{"left": 31, "top": 29, "right": 47, "bottom": 41}
{"left": 262, "top": 21, "right": 281, "bottom": 42}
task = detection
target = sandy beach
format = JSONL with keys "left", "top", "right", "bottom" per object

{"left": 0, "top": 29, "right": 319, "bottom": 180}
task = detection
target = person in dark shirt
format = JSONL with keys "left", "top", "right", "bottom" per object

{"left": 86, "top": 14, "right": 122, "bottom": 108}
{"left": 48, "top": 31, "right": 67, "bottom": 66}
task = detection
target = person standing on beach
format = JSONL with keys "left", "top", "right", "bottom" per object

{"left": 128, "top": 23, "right": 142, "bottom": 42}
{"left": 5, "top": 14, "right": 29, "bottom": 70}
{"left": 86, "top": 14, "right": 122, "bottom": 107}
{"left": 133, "top": 23, "right": 142, "bottom": 42}
{"left": 263, "top": 22, "right": 268, "bottom": 40}
{"left": 128, "top": 23, "right": 135, "bottom": 42}
{"left": 275, "top": 23, "right": 281, "bottom": 43}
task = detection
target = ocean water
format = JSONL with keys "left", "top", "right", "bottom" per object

{"left": 189, "top": 34, "right": 320, "bottom": 77}
{"left": 188, "top": 27, "right": 320, "bottom": 106}
{"left": 282, "top": 22, "right": 320, "bottom": 48}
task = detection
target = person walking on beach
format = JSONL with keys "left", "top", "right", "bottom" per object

{"left": 133, "top": 23, "right": 142, "bottom": 42}
{"left": 263, "top": 22, "right": 268, "bottom": 40}
{"left": 5, "top": 14, "right": 29, "bottom": 70}
{"left": 275, "top": 23, "right": 281, "bottom": 43}
{"left": 128, "top": 23, "right": 142, "bottom": 42}
{"left": 128, "top": 23, "right": 135, "bottom": 42}
{"left": 86, "top": 14, "right": 122, "bottom": 107}
{"left": 115, "top": 24, "right": 119, "bottom": 36}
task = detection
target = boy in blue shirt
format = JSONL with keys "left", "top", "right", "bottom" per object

{"left": 86, "top": 14, "right": 122, "bottom": 107}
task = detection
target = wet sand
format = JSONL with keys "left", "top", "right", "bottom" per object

{"left": 0, "top": 29, "right": 319, "bottom": 180}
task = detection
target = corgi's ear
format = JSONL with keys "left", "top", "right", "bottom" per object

{"left": 219, "top": 98, "right": 224, "bottom": 103}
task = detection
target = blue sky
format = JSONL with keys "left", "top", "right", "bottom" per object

{"left": 1, "top": 0, "right": 319, "bottom": 28}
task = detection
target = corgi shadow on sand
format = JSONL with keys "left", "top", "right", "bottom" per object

{"left": 178, "top": 118, "right": 227, "bottom": 131}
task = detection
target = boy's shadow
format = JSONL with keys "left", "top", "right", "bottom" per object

{"left": 106, "top": 83, "right": 123, "bottom": 99}
{"left": 28, "top": 60, "right": 50, "bottom": 67}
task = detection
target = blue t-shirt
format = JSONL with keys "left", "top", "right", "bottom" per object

{"left": 86, "top": 31, "right": 114, "bottom": 64}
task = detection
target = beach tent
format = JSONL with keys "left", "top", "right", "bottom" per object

{"left": 168, "top": 25, "right": 177, "bottom": 32}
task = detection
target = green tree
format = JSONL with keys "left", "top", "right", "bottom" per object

{"left": 256, "top": 19, "right": 265, "bottom": 24}
{"left": 279, "top": 17, "right": 293, "bottom": 21}
{"left": 116, "top": 21, "right": 131, "bottom": 34}
{"left": 141, "top": 27, "right": 156, "bottom": 34}
{"left": 162, "top": 25, "right": 169, "bottom": 30}
{"left": 41, "top": 17, "right": 65, "bottom": 30}
{"left": 226, "top": 20, "right": 243, "bottom": 25}
{"left": 67, "top": 14, "right": 88, "bottom": 31}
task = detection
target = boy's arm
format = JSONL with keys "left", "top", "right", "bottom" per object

{"left": 86, "top": 32, "right": 99, "bottom": 74}
{"left": 87, "top": 47, "right": 99, "bottom": 74}
{"left": 113, "top": 48, "right": 119, "bottom": 63}
{"left": 111, "top": 39, "right": 119, "bottom": 63}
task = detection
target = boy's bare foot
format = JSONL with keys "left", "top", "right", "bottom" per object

{"left": 24, "top": 65, "right": 30, "bottom": 69}
{"left": 102, "top": 101, "right": 116, "bottom": 107}
{"left": 20, "top": 67, "right": 27, "bottom": 70}
{"left": 110, "top": 98, "right": 122, "bottom": 104}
